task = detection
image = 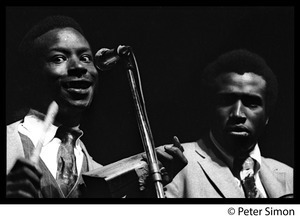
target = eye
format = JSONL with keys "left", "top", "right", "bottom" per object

{"left": 81, "top": 54, "right": 93, "bottom": 63}
{"left": 215, "top": 93, "right": 236, "bottom": 106}
{"left": 50, "top": 55, "right": 66, "bottom": 64}
{"left": 243, "top": 96, "right": 263, "bottom": 109}
{"left": 246, "top": 103, "right": 259, "bottom": 109}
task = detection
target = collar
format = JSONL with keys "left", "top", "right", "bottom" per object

{"left": 21, "top": 109, "right": 83, "bottom": 147}
{"left": 209, "top": 130, "right": 262, "bottom": 174}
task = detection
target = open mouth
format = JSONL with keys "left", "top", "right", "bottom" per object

{"left": 61, "top": 80, "right": 93, "bottom": 100}
{"left": 62, "top": 80, "right": 93, "bottom": 94}
{"left": 62, "top": 80, "right": 92, "bottom": 90}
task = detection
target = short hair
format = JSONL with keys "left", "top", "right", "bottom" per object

{"left": 16, "top": 15, "right": 86, "bottom": 112}
{"left": 18, "top": 15, "right": 85, "bottom": 70}
{"left": 202, "top": 49, "right": 278, "bottom": 114}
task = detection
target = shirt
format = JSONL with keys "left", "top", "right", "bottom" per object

{"left": 18, "top": 110, "right": 84, "bottom": 179}
{"left": 209, "top": 131, "right": 267, "bottom": 198}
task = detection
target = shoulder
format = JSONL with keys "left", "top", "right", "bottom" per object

{"left": 262, "top": 157, "right": 293, "bottom": 169}
{"left": 7, "top": 120, "right": 24, "bottom": 173}
{"left": 261, "top": 157, "right": 293, "bottom": 194}
{"left": 261, "top": 157, "right": 293, "bottom": 174}
{"left": 7, "top": 120, "right": 22, "bottom": 133}
{"left": 182, "top": 141, "right": 200, "bottom": 153}
{"left": 7, "top": 120, "right": 23, "bottom": 143}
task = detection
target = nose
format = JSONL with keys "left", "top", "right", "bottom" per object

{"left": 230, "top": 100, "right": 246, "bottom": 121}
{"left": 68, "top": 57, "right": 87, "bottom": 77}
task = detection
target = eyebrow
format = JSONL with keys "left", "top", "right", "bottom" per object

{"left": 48, "top": 46, "right": 92, "bottom": 54}
{"left": 217, "top": 92, "right": 263, "bottom": 100}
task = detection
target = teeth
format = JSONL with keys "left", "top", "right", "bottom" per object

{"left": 230, "top": 131, "right": 249, "bottom": 136}
{"left": 68, "top": 88, "right": 88, "bottom": 93}
{"left": 64, "top": 81, "right": 91, "bottom": 89}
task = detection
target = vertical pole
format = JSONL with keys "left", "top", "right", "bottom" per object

{"left": 126, "top": 68, "right": 165, "bottom": 198}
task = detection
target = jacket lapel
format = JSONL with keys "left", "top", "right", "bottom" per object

{"left": 259, "top": 159, "right": 288, "bottom": 198}
{"left": 194, "top": 137, "right": 245, "bottom": 198}
{"left": 18, "top": 131, "right": 64, "bottom": 198}
{"left": 78, "top": 141, "right": 102, "bottom": 171}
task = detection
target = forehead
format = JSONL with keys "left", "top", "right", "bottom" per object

{"left": 215, "top": 72, "right": 266, "bottom": 95}
{"left": 35, "top": 27, "right": 90, "bottom": 50}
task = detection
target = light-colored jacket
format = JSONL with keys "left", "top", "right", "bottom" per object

{"left": 165, "top": 134, "right": 293, "bottom": 198}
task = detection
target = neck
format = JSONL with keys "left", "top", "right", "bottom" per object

{"left": 32, "top": 104, "right": 83, "bottom": 128}
{"left": 55, "top": 110, "right": 82, "bottom": 128}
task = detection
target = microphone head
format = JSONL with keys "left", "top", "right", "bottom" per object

{"left": 95, "top": 47, "right": 119, "bottom": 71}
{"left": 94, "top": 45, "right": 132, "bottom": 71}
{"left": 116, "top": 45, "right": 131, "bottom": 56}
{"left": 95, "top": 48, "right": 110, "bottom": 57}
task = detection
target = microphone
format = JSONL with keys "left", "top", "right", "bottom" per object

{"left": 94, "top": 45, "right": 131, "bottom": 71}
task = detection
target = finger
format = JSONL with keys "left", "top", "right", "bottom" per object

{"left": 164, "top": 136, "right": 184, "bottom": 153}
{"left": 164, "top": 146, "right": 188, "bottom": 165}
{"left": 164, "top": 148, "right": 188, "bottom": 172}
{"left": 165, "top": 136, "right": 187, "bottom": 163}
{"left": 8, "top": 163, "right": 42, "bottom": 190}
{"left": 156, "top": 149, "right": 173, "bottom": 162}
{"left": 8, "top": 166, "right": 41, "bottom": 189}
{"left": 143, "top": 150, "right": 173, "bottom": 175}
{"left": 12, "top": 158, "right": 43, "bottom": 178}
{"left": 143, "top": 149, "right": 174, "bottom": 164}
{"left": 172, "top": 136, "right": 184, "bottom": 152}
{"left": 163, "top": 139, "right": 188, "bottom": 180}
{"left": 6, "top": 191, "right": 35, "bottom": 198}
{"left": 6, "top": 178, "right": 39, "bottom": 198}
{"left": 7, "top": 167, "right": 41, "bottom": 196}
{"left": 159, "top": 166, "right": 171, "bottom": 185}
{"left": 156, "top": 150, "right": 175, "bottom": 182}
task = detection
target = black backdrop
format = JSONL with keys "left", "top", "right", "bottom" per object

{"left": 6, "top": 6, "right": 294, "bottom": 168}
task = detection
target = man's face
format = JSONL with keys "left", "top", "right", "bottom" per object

{"left": 211, "top": 72, "right": 268, "bottom": 156}
{"left": 35, "top": 27, "right": 98, "bottom": 113}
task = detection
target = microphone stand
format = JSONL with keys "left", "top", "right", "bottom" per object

{"left": 121, "top": 47, "right": 165, "bottom": 198}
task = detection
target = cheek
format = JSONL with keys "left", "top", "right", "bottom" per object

{"left": 212, "top": 108, "right": 230, "bottom": 129}
{"left": 246, "top": 110, "right": 267, "bottom": 134}
{"left": 215, "top": 107, "right": 230, "bottom": 122}
{"left": 43, "top": 65, "right": 66, "bottom": 84}
{"left": 44, "top": 65, "right": 66, "bottom": 78}
{"left": 89, "top": 66, "right": 98, "bottom": 78}
{"left": 250, "top": 114, "right": 267, "bottom": 130}
{"left": 39, "top": 68, "right": 62, "bottom": 91}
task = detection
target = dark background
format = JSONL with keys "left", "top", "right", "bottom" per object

{"left": 6, "top": 6, "right": 294, "bottom": 168}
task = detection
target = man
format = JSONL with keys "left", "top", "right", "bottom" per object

{"left": 6, "top": 15, "right": 187, "bottom": 198}
{"left": 164, "top": 49, "right": 293, "bottom": 198}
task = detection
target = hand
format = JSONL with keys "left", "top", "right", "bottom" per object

{"left": 6, "top": 158, "right": 43, "bottom": 198}
{"left": 137, "top": 136, "right": 187, "bottom": 197}
{"left": 139, "top": 136, "right": 188, "bottom": 193}
{"left": 156, "top": 136, "right": 188, "bottom": 185}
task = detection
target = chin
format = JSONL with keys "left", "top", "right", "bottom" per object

{"left": 69, "top": 100, "right": 92, "bottom": 109}
{"left": 225, "top": 135, "right": 253, "bottom": 153}
{"left": 58, "top": 98, "right": 92, "bottom": 112}
{"left": 228, "top": 135, "right": 250, "bottom": 145}
{"left": 59, "top": 89, "right": 94, "bottom": 108}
